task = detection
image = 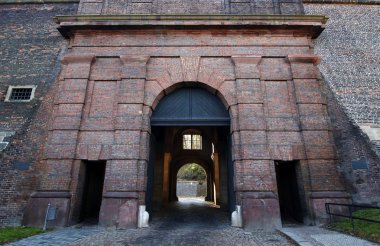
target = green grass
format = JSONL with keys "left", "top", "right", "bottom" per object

{"left": 329, "top": 209, "right": 380, "bottom": 243}
{"left": 0, "top": 227, "right": 44, "bottom": 245}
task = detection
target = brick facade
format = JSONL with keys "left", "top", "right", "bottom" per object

{"left": 0, "top": 0, "right": 379, "bottom": 230}
{"left": 0, "top": 2, "right": 77, "bottom": 225}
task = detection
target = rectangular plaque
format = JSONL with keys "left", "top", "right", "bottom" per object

{"left": 47, "top": 207, "right": 57, "bottom": 221}
{"left": 352, "top": 159, "right": 368, "bottom": 170}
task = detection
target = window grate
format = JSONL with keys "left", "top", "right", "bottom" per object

{"left": 10, "top": 88, "right": 33, "bottom": 101}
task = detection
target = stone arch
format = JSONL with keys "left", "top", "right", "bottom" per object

{"left": 151, "top": 85, "right": 230, "bottom": 126}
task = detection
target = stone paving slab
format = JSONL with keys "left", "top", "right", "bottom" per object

{"left": 280, "top": 226, "right": 379, "bottom": 246}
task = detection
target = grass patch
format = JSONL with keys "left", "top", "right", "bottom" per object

{"left": 329, "top": 209, "right": 380, "bottom": 243}
{"left": 0, "top": 227, "right": 44, "bottom": 245}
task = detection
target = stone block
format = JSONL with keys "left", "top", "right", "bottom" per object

{"left": 81, "top": 118, "right": 114, "bottom": 131}
{"left": 52, "top": 116, "right": 82, "bottom": 130}
{"left": 265, "top": 81, "right": 294, "bottom": 117}
{"left": 294, "top": 79, "right": 325, "bottom": 104}
{"left": 88, "top": 81, "right": 117, "bottom": 118}
{"left": 115, "top": 104, "right": 143, "bottom": 130}
{"left": 114, "top": 130, "right": 141, "bottom": 145}
{"left": 265, "top": 117, "right": 299, "bottom": 131}
{"left": 240, "top": 130, "right": 267, "bottom": 145}
{"left": 78, "top": 131, "right": 114, "bottom": 145}
{"left": 237, "top": 104, "right": 266, "bottom": 130}
{"left": 241, "top": 144, "right": 270, "bottom": 160}
{"left": 269, "top": 144, "right": 306, "bottom": 160}
{"left": 232, "top": 56, "right": 261, "bottom": 79}
{"left": 48, "top": 130, "right": 78, "bottom": 145}
{"left": 260, "top": 58, "right": 292, "bottom": 81}
{"left": 298, "top": 104, "right": 327, "bottom": 116}
{"left": 300, "top": 116, "right": 331, "bottom": 130}
{"left": 242, "top": 195, "right": 281, "bottom": 231}
{"left": 59, "top": 79, "right": 88, "bottom": 91}
{"left": 99, "top": 198, "right": 138, "bottom": 228}
{"left": 144, "top": 80, "right": 165, "bottom": 108}
{"left": 305, "top": 144, "right": 336, "bottom": 159}
{"left": 61, "top": 54, "right": 95, "bottom": 79}
{"left": 118, "top": 79, "right": 145, "bottom": 104}
{"left": 180, "top": 56, "right": 200, "bottom": 82}
{"left": 236, "top": 79, "right": 263, "bottom": 104}
{"left": 111, "top": 144, "right": 141, "bottom": 160}
{"left": 267, "top": 131, "right": 303, "bottom": 145}
{"left": 44, "top": 144, "right": 77, "bottom": 159}
{"left": 288, "top": 55, "right": 320, "bottom": 79}
{"left": 235, "top": 160, "right": 272, "bottom": 177}
{"left": 147, "top": 57, "right": 183, "bottom": 89}
{"left": 310, "top": 192, "right": 351, "bottom": 224}
{"left": 56, "top": 90, "right": 86, "bottom": 104}
{"left": 22, "top": 195, "right": 71, "bottom": 228}
{"left": 104, "top": 160, "right": 139, "bottom": 191}
{"left": 218, "top": 80, "right": 237, "bottom": 107}
{"left": 302, "top": 131, "right": 333, "bottom": 145}
{"left": 90, "top": 58, "right": 122, "bottom": 81}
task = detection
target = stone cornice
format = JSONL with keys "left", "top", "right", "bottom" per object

{"left": 55, "top": 14, "right": 328, "bottom": 39}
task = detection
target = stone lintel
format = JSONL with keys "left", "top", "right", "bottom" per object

{"left": 103, "top": 191, "right": 139, "bottom": 199}
{"left": 310, "top": 191, "right": 351, "bottom": 199}
{"left": 242, "top": 191, "right": 277, "bottom": 199}
{"left": 31, "top": 191, "right": 71, "bottom": 198}
{"left": 55, "top": 15, "right": 328, "bottom": 39}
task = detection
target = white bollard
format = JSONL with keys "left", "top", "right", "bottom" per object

{"left": 138, "top": 205, "right": 149, "bottom": 228}
{"left": 231, "top": 205, "right": 243, "bottom": 227}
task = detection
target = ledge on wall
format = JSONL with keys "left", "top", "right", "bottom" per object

{"left": 0, "top": 0, "right": 79, "bottom": 4}
{"left": 304, "top": 0, "right": 380, "bottom": 4}
{"left": 54, "top": 14, "right": 329, "bottom": 39}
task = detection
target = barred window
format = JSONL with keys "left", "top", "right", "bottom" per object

{"left": 183, "top": 132, "right": 202, "bottom": 150}
{"left": 5, "top": 86, "right": 36, "bottom": 102}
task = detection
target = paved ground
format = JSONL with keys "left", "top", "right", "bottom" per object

{"left": 280, "top": 225, "right": 379, "bottom": 246}
{"left": 7, "top": 199, "right": 378, "bottom": 246}
{"left": 6, "top": 198, "right": 295, "bottom": 246}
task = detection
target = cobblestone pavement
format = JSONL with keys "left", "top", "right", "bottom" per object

{"left": 6, "top": 226, "right": 104, "bottom": 246}
{"left": 7, "top": 198, "right": 296, "bottom": 246}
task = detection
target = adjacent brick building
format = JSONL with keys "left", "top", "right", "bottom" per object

{"left": 0, "top": 0, "right": 379, "bottom": 230}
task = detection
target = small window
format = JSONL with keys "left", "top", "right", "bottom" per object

{"left": 183, "top": 132, "right": 202, "bottom": 150}
{"left": 5, "top": 86, "right": 37, "bottom": 102}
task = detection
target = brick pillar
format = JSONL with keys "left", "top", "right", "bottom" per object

{"left": 288, "top": 54, "right": 351, "bottom": 224}
{"left": 23, "top": 54, "right": 95, "bottom": 227}
{"left": 98, "top": 55, "right": 150, "bottom": 228}
{"left": 232, "top": 56, "right": 281, "bottom": 231}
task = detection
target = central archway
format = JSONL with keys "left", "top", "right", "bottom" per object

{"left": 145, "top": 86, "right": 235, "bottom": 224}
{"left": 176, "top": 163, "right": 207, "bottom": 200}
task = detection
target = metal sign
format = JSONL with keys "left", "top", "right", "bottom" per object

{"left": 352, "top": 159, "right": 368, "bottom": 170}
{"left": 43, "top": 203, "right": 57, "bottom": 231}
{"left": 47, "top": 206, "right": 57, "bottom": 221}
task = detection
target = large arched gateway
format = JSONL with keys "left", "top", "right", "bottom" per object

{"left": 22, "top": 1, "right": 351, "bottom": 231}
{"left": 147, "top": 86, "right": 235, "bottom": 218}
